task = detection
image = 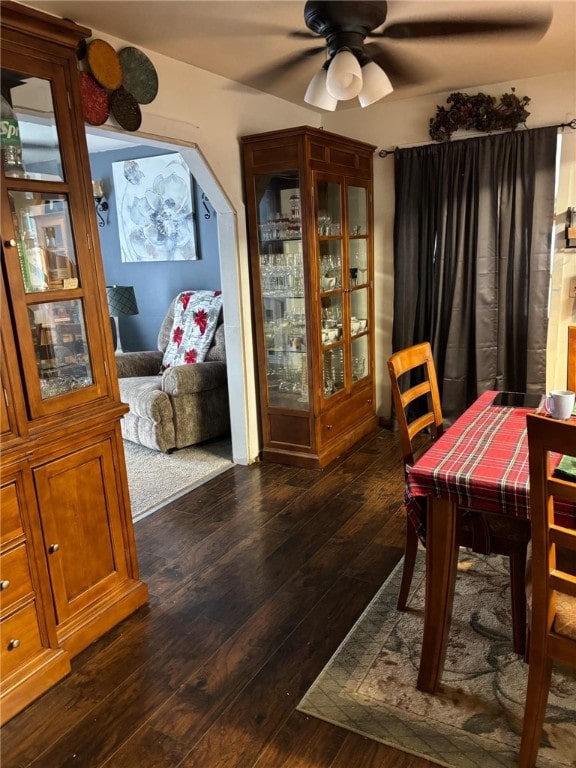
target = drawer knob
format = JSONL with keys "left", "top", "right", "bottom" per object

{"left": 326, "top": 424, "right": 333, "bottom": 430}
{"left": 49, "top": 543, "right": 60, "bottom": 553}
{"left": 8, "top": 639, "right": 20, "bottom": 651}
{"left": 3, "top": 239, "right": 17, "bottom": 248}
{"left": 0, "top": 579, "right": 10, "bottom": 591}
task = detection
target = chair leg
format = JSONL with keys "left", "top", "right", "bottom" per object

{"left": 519, "top": 644, "right": 552, "bottom": 768}
{"left": 509, "top": 546, "right": 528, "bottom": 655}
{"left": 397, "top": 518, "right": 419, "bottom": 611}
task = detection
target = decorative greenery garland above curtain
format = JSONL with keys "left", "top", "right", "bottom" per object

{"left": 429, "top": 89, "right": 531, "bottom": 142}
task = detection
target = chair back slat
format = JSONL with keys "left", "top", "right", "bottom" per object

{"left": 407, "top": 412, "right": 437, "bottom": 441}
{"left": 551, "top": 526, "right": 576, "bottom": 550}
{"left": 549, "top": 571, "right": 576, "bottom": 598}
{"left": 401, "top": 380, "right": 432, "bottom": 408}
{"left": 548, "top": 478, "right": 576, "bottom": 503}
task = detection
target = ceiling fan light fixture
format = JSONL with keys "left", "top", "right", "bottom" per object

{"left": 304, "top": 67, "right": 338, "bottom": 111}
{"left": 326, "top": 48, "right": 362, "bottom": 100}
{"left": 358, "top": 60, "right": 393, "bottom": 107}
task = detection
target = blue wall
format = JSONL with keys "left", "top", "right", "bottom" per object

{"left": 89, "top": 146, "right": 220, "bottom": 351}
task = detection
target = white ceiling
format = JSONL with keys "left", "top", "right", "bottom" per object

{"left": 23, "top": 1, "right": 576, "bottom": 111}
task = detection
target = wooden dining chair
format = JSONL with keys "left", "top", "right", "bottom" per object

{"left": 387, "top": 342, "right": 531, "bottom": 654}
{"left": 520, "top": 414, "right": 576, "bottom": 768}
{"left": 387, "top": 343, "right": 443, "bottom": 610}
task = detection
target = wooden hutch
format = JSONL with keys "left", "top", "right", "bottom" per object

{"left": 0, "top": 1, "right": 147, "bottom": 723}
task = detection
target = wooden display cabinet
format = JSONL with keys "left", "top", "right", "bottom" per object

{"left": 0, "top": 1, "right": 147, "bottom": 723}
{"left": 241, "top": 126, "right": 378, "bottom": 468}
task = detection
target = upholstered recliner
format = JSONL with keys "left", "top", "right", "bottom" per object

{"left": 115, "top": 294, "right": 230, "bottom": 453}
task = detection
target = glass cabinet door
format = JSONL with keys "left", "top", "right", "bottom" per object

{"left": 347, "top": 184, "right": 370, "bottom": 387}
{"left": 2, "top": 72, "right": 65, "bottom": 182}
{"left": 316, "top": 178, "right": 371, "bottom": 399}
{"left": 255, "top": 171, "right": 308, "bottom": 409}
{"left": 1, "top": 64, "right": 103, "bottom": 412}
{"left": 317, "top": 178, "right": 344, "bottom": 400}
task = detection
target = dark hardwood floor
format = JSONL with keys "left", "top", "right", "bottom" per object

{"left": 1, "top": 427, "right": 437, "bottom": 768}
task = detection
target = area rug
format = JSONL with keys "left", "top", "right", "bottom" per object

{"left": 298, "top": 551, "right": 576, "bottom": 768}
{"left": 123, "top": 437, "right": 233, "bottom": 521}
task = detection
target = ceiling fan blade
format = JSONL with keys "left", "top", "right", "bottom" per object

{"left": 289, "top": 30, "right": 321, "bottom": 39}
{"left": 238, "top": 47, "right": 325, "bottom": 92}
{"left": 365, "top": 42, "right": 436, "bottom": 87}
{"left": 378, "top": 15, "right": 552, "bottom": 41}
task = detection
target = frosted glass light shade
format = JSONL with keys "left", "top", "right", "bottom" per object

{"left": 304, "top": 68, "right": 337, "bottom": 111}
{"left": 358, "top": 61, "right": 393, "bottom": 107}
{"left": 326, "top": 50, "right": 362, "bottom": 100}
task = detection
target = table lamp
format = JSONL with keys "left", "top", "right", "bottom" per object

{"left": 106, "top": 285, "right": 138, "bottom": 353}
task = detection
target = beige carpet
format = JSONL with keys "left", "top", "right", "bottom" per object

{"left": 122, "top": 437, "right": 233, "bottom": 521}
{"left": 298, "top": 550, "right": 576, "bottom": 768}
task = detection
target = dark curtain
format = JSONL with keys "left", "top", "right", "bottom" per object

{"left": 392, "top": 126, "right": 557, "bottom": 423}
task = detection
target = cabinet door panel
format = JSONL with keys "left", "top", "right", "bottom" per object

{"left": 33, "top": 437, "right": 130, "bottom": 626}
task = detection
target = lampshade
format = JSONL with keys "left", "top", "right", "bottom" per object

{"left": 106, "top": 285, "right": 138, "bottom": 317}
{"left": 92, "top": 179, "right": 105, "bottom": 198}
{"left": 358, "top": 61, "right": 394, "bottom": 107}
{"left": 326, "top": 49, "right": 362, "bottom": 101}
{"left": 304, "top": 68, "right": 338, "bottom": 111}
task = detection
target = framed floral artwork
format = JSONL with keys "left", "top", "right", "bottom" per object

{"left": 112, "top": 152, "right": 198, "bottom": 262}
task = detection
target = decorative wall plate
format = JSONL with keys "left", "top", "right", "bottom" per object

{"left": 119, "top": 47, "right": 158, "bottom": 104}
{"left": 78, "top": 72, "right": 109, "bottom": 125}
{"left": 110, "top": 87, "right": 142, "bottom": 132}
{"left": 87, "top": 39, "right": 123, "bottom": 90}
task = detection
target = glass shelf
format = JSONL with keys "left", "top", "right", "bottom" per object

{"left": 28, "top": 298, "right": 93, "bottom": 399}
{"left": 9, "top": 192, "right": 78, "bottom": 294}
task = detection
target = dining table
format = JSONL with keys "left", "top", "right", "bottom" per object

{"left": 405, "top": 389, "right": 575, "bottom": 695}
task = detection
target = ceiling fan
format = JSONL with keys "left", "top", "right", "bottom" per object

{"left": 273, "top": 1, "right": 553, "bottom": 110}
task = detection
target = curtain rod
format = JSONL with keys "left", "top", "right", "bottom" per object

{"left": 378, "top": 118, "right": 576, "bottom": 158}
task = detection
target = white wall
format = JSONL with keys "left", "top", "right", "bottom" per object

{"left": 76, "top": 25, "right": 576, "bottom": 457}
{"left": 548, "top": 131, "right": 576, "bottom": 391}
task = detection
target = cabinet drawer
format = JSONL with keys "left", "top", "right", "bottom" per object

{"left": 0, "top": 545, "right": 34, "bottom": 613}
{"left": 0, "top": 602, "right": 44, "bottom": 679}
{"left": 320, "top": 388, "right": 374, "bottom": 445}
{"left": 0, "top": 482, "right": 23, "bottom": 546}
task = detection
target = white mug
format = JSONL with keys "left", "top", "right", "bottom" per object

{"left": 321, "top": 276, "right": 336, "bottom": 291}
{"left": 544, "top": 390, "right": 575, "bottom": 420}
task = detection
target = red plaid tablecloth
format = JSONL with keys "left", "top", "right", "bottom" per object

{"left": 406, "top": 390, "right": 575, "bottom": 534}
